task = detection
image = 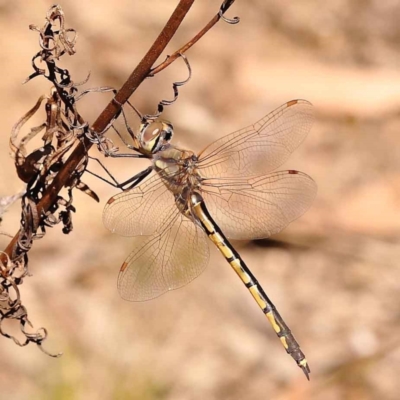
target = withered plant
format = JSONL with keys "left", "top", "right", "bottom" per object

{"left": 0, "top": 1, "right": 238, "bottom": 355}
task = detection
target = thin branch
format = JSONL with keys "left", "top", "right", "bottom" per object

{"left": 151, "top": 0, "right": 238, "bottom": 75}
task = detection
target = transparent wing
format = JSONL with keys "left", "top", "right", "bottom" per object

{"left": 117, "top": 206, "right": 210, "bottom": 301}
{"left": 201, "top": 170, "right": 317, "bottom": 240}
{"left": 103, "top": 173, "right": 174, "bottom": 237}
{"left": 197, "top": 100, "right": 314, "bottom": 179}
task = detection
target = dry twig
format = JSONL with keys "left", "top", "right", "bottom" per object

{"left": 0, "top": 0, "right": 238, "bottom": 354}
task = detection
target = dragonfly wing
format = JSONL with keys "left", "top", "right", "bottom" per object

{"left": 103, "top": 173, "right": 174, "bottom": 237}
{"left": 117, "top": 207, "right": 210, "bottom": 301}
{"left": 197, "top": 100, "right": 314, "bottom": 179}
{"left": 201, "top": 170, "right": 317, "bottom": 240}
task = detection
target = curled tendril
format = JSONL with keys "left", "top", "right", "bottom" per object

{"left": 0, "top": 252, "right": 61, "bottom": 358}
{"left": 0, "top": 301, "right": 62, "bottom": 358}
{"left": 143, "top": 53, "right": 192, "bottom": 122}
{"left": 83, "top": 54, "right": 192, "bottom": 156}
{"left": 218, "top": 0, "right": 240, "bottom": 24}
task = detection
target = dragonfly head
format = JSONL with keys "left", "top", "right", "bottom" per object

{"left": 139, "top": 120, "right": 174, "bottom": 154}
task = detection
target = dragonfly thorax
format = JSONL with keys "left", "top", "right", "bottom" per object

{"left": 139, "top": 120, "right": 174, "bottom": 154}
{"left": 153, "top": 145, "right": 202, "bottom": 211}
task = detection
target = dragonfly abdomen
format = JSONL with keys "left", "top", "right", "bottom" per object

{"left": 190, "top": 191, "right": 310, "bottom": 379}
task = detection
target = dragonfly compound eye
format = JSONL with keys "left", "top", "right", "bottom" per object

{"left": 160, "top": 121, "right": 174, "bottom": 142}
{"left": 139, "top": 120, "right": 174, "bottom": 153}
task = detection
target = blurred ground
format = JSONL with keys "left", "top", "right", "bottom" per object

{"left": 0, "top": 0, "right": 400, "bottom": 399}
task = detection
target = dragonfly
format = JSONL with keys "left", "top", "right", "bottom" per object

{"left": 103, "top": 99, "right": 317, "bottom": 379}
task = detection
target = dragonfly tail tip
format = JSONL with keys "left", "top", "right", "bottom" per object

{"left": 300, "top": 364, "right": 311, "bottom": 381}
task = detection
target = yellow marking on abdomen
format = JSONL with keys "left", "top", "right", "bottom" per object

{"left": 230, "top": 259, "right": 252, "bottom": 285}
{"left": 266, "top": 311, "right": 281, "bottom": 333}
{"left": 192, "top": 203, "right": 215, "bottom": 233}
{"left": 299, "top": 359, "right": 309, "bottom": 368}
{"left": 210, "top": 233, "right": 234, "bottom": 259}
{"left": 280, "top": 336, "right": 289, "bottom": 349}
{"left": 249, "top": 285, "right": 267, "bottom": 310}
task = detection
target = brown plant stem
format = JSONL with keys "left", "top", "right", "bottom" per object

{"left": 151, "top": 0, "right": 237, "bottom": 75}
{"left": 2, "top": 0, "right": 195, "bottom": 262}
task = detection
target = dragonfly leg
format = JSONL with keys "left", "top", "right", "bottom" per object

{"left": 86, "top": 157, "right": 153, "bottom": 191}
{"left": 190, "top": 192, "right": 310, "bottom": 380}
